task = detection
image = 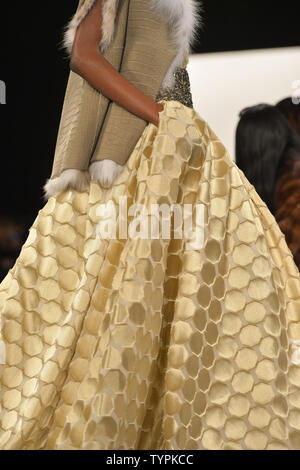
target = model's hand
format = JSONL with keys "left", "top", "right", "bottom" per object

{"left": 152, "top": 103, "right": 164, "bottom": 127}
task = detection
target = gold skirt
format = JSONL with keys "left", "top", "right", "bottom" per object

{"left": 1, "top": 100, "right": 300, "bottom": 450}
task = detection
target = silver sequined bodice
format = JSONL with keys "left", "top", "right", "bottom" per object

{"left": 155, "top": 67, "right": 193, "bottom": 109}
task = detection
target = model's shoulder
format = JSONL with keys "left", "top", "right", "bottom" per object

{"left": 63, "top": 0, "right": 120, "bottom": 57}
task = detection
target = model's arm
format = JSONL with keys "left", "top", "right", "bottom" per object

{"left": 70, "top": 0, "right": 163, "bottom": 126}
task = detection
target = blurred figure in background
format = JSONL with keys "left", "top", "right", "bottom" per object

{"left": 0, "top": 216, "right": 27, "bottom": 281}
{"left": 276, "top": 97, "right": 300, "bottom": 135}
{"left": 236, "top": 103, "right": 300, "bottom": 271}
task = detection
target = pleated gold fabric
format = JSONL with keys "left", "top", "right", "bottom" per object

{"left": 1, "top": 100, "right": 300, "bottom": 450}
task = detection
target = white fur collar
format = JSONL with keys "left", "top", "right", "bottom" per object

{"left": 150, "top": 0, "right": 202, "bottom": 88}
{"left": 63, "top": 0, "right": 202, "bottom": 88}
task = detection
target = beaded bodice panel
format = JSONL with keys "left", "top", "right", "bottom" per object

{"left": 155, "top": 67, "right": 194, "bottom": 109}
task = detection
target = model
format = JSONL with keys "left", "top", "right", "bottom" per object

{"left": 0, "top": 0, "right": 300, "bottom": 450}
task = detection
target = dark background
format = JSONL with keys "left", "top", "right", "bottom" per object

{"left": 0, "top": 0, "right": 299, "bottom": 218}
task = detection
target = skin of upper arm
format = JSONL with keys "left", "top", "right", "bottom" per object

{"left": 70, "top": 0, "right": 103, "bottom": 71}
{"left": 66, "top": 0, "right": 162, "bottom": 125}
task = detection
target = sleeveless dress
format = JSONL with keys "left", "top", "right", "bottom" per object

{"left": 1, "top": 5, "right": 300, "bottom": 453}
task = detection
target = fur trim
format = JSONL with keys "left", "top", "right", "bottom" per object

{"left": 42, "top": 161, "right": 124, "bottom": 200}
{"left": 63, "top": 0, "right": 118, "bottom": 56}
{"left": 89, "top": 159, "right": 125, "bottom": 188}
{"left": 43, "top": 169, "right": 90, "bottom": 201}
{"left": 62, "top": 0, "right": 202, "bottom": 87}
{"left": 150, "top": 0, "right": 203, "bottom": 89}
{"left": 99, "top": 0, "right": 119, "bottom": 53}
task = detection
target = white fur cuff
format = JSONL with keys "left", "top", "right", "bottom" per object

{"left": 43, "top": 168, "right": 90, "bottom": 201}
{"left": 42, "top": 161, "right": 125, "bottom": 200}
{"left": 89, "top": 159, "right": 125, "bottom": 189}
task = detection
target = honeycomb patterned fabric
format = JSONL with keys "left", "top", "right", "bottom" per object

{"left": 1, "top": 99, "right": 300, "bottom": 450}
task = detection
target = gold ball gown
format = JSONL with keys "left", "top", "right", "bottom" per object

{"left": 1, "top": 22, "right": 300, "bottom": 454}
